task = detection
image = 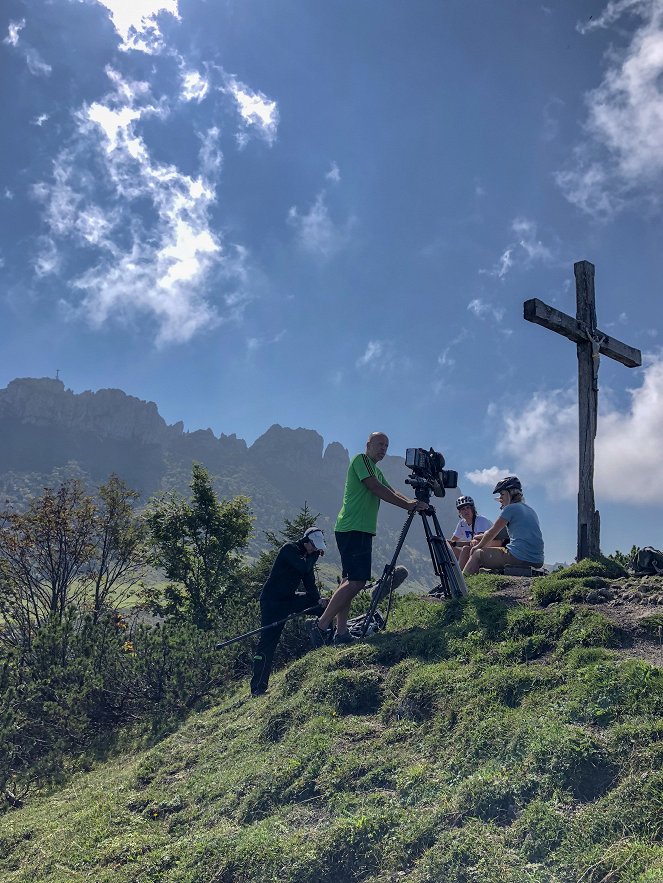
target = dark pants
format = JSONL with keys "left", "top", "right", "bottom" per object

{"left": 250, "top": 595, "right": 316, "bottom": 695}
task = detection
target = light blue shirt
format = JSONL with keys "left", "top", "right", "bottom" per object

{"left": 501, "top": 502, "right": 544, "bottom": 564}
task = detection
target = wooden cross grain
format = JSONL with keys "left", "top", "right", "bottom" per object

{"left": 524, "top": 261, "right": 641, "bottom": 562}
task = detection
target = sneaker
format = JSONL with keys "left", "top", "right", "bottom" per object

{"left": 309, "top": 620, "right": 327, "bottom": 649}
{"left": 333, "top": 630, "right": 358, "bottom": 646}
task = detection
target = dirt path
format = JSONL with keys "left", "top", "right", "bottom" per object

{"left": 493, "top": 576, "right": 663, "bottom": 668}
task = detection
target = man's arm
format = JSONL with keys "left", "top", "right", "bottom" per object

{"left": 363, "top": 476, "right": 427, "bottom": 511}
{"left": 300, "top": 562, "right": 321, "bottom": 601}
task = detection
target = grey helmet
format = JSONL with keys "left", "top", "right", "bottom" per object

{"left": 456, "top": 495, "right": 475, "bottom": 509}
{"left": 492, "top": 476, "right": 522, "bottom": 495}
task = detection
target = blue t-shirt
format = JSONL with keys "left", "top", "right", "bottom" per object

{"left": 500, "top": 502, "right": 544, "bottom": 564}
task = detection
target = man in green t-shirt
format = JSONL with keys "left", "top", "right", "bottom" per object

{"left": 310, "top": 431, "right": 428, "bottom": 646}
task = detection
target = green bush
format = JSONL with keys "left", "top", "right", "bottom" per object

{"left": 0, "top": 609, "right": 253, "bottom": 809}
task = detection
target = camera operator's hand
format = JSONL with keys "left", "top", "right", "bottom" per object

{"left": 410, "top": 500, "right": 429, "bottom": 512}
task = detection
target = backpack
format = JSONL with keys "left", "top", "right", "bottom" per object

{"left": 629, "top": 546, "right": 663, "bottom": 575}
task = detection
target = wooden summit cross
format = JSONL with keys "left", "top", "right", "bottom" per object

{"left": 524, "top": 261, "right": 641, "bottom": 562}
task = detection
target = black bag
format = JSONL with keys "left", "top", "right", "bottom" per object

{"left": 629, "top": 546, "right": 663, "bottom": 575}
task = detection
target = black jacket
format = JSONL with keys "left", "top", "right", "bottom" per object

{"left": 260, "top": 541, "right": 321, "bottom": 605}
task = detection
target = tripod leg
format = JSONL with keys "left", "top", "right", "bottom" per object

{"left": 421, "top": 511, "right": 468, "bottom": 598}
{"left": 359, "top": 510, "right": 416, "bottom": 638}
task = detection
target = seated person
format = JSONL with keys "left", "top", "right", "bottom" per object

{"left": 462, "top": 476, "right": 544, "bottom": 575}
{"left": 449, "top": 496, "right": 505, "bottom": 568}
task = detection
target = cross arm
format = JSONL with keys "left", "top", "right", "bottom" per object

{"left": 524, "top": 298, "right": 642, "bottom": 368}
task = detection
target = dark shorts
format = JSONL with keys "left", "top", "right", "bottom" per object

{"left": 335, "top": 530, "right": 373, "bottom": 582}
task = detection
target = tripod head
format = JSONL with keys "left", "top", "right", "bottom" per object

{"left": 405, "top": 474, "right": 435, "bottom": 506}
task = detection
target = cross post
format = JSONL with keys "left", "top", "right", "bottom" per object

{"left": 524, "top": 260, "right": 641, "bottom": 562}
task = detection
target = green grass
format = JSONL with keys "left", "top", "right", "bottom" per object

{"left": 0, "top": 564, "right": 661, "bottom": 882}
{"left": 532, "top": 556, "right": 627, "bottom": 606}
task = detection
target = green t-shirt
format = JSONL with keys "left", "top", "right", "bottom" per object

{"left": 335, "top": 453, "right": 392, "bottom": 535}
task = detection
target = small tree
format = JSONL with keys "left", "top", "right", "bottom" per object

{"left": 0, "top": 476, "right": 146, "bottom": 650}
{"left": 249, "top": 502, "right": 321, "bottom": 591}
{"left": 88, "top": 475, "right": 146, "bottom": 621}
{"left": 145, "top": 464, "right": 253, "bottom": 629}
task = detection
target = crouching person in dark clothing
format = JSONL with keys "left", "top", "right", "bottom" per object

{"left": 250, "top": 527, "right": 328, "bottom": 697}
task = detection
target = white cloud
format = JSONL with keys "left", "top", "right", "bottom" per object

{"left": 481, "top": 217, "right": 553, "bottom": 279}
{"left": 437, "top": 329, "right": 471, "bottom": 371}
{"left": 555, "top": 160, "right": 622, "bottom": 217}
{"left": 32, "top": 113, "right": 50, "bottom": 126}
{"left": 225, "top": 76, "right": 279, "bottom": 146}
{"left": 199, "top": 126, "right": 222, "bottom": 176}
{"left": 93, "top": 0, "right": 180, "bottom": 53}
{"left": 512, "top": 218, "right": 553, "bottom": 262}
{"left": 245, "top": 329, "right": 286, "bottom": 354}
{"left": 288, "top": 191, "right": 352, "bottom": 258}
{"left": 494, "top": 248, "right": 514, "bottom": 279}
{"left": 542, "top": 96, "right": 565, "bottom": 141}
{"left": 605, "top": 311, "right": 629, "bottom": 329}
{"left": 326, "top": 162, "right": 341, "bottom": 183}
{"left": 466, "top": 466, "right": 514, "bottom": 488}
{"left": 467, "top": 298, "right": 505, "bottom": 322}
{"left": 355, "top": 340, "right": 411, "bottom": 374}
{"left": 3, "top": 19, "right": 25, "bottom": 47}
{"left": 25, "top": 48, "right": 52, "bottom": 76}
{"left": 180, "top": 69, "right": 209, "bottom": 103}
{"left": 33, "top": 237, "right": 61, "bottom": 277}
{"left": 356, "top": 340, "right": 385, "bottom": 369}
{"left": 558, "top": 0, "right": 663, "bottom": 215}
{"left": 477, "top": 354, "right": 663, "bottom": 504}
{"left": 32, "top": 67, "right": 250, "bottom": 345}
{"left": 3, "top": 18, "right": 51, "bottom": 76}
{"left": 355, "top": 340, "right": 412, "bottom": 374}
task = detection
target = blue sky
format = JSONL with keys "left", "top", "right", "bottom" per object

{"left": 1, "top": 0, "right": 663, "bottom": 564}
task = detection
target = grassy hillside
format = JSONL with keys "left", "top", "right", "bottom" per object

{"left": 1, "top": 571, "right": 662, "bottom": 883}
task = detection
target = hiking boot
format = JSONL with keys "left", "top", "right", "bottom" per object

{"left": 309, "top": 621, "right": 328, "bottom": 649}
{"left": 333, "top": 629, "right": 358, "bottom": 646}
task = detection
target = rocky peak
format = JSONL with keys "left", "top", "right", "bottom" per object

{"left": 248, "top": 425, "right": 325, "bottom": 473}
{"left": 0, "top": 378, "right": 178, "bottom": 446}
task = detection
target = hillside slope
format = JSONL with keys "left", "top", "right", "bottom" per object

{"left": 1, "top": 573, "right": 662, "bottom": 883}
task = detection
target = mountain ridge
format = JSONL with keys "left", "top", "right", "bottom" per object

{"left": 0, "top": 377, "right": 459, "bottom": 584}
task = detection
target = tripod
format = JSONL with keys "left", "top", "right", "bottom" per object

{"left": 359, "top": 477, "right": 468, "bottom": 637}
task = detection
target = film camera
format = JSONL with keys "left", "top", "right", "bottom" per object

{"left": 405, "top": 447, "right": 458, "bottom": 498}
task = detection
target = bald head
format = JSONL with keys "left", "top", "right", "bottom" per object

{"left": 367, "top": 431, "right": 388, "bottom": 445}
{"left": 366, "top": 432, "right": 389, "bottom": 462}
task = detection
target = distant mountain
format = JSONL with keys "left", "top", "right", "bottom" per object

{"left": 0, "top": 377, "right": 461, "bottom": 586}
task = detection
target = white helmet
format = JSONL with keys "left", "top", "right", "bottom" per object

{"left": 456, "top": 496, "right": 474, "bottom": 509}
{"left": 302, "top": 527, "right": 326, "bottom": 551}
